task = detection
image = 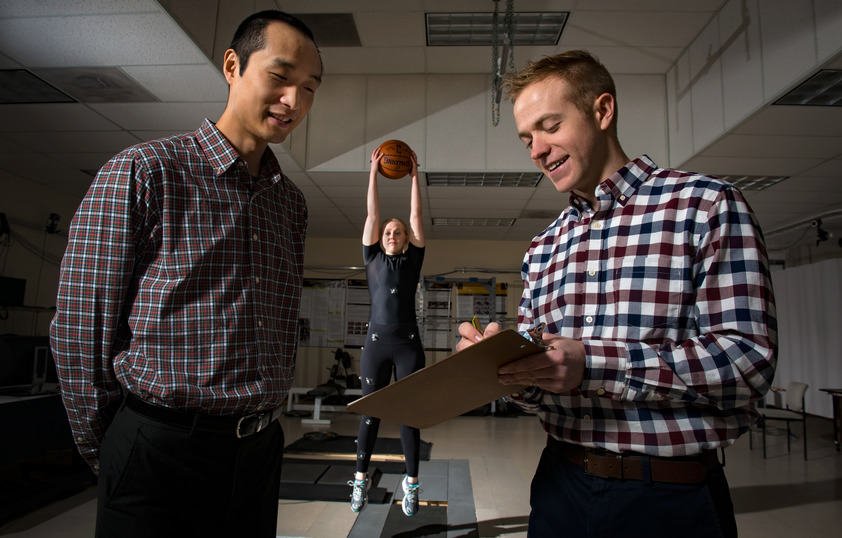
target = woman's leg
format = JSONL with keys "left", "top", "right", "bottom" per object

{"left": 393, "top": 335, "right": 425, "bottom": 479}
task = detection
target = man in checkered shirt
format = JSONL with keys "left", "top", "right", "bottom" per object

{"left": 50, "top": 11, "right": 322, "bottom": 537}
{"left": 458, "top": 51, "right": 776, "bottom": 538}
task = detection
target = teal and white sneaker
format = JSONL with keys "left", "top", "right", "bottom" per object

{"left": 348, "top": 478, "right": 369, "bottom": 513}
{"left": 401, "top": 475, "right": 421, "bottom": 517}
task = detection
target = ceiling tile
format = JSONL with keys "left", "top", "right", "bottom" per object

{"left": 122, "top": 65, "right": 227, "bottom": 102}
{"left": 89, "top": 102, "right": 225, "bottom": 131}
{"left": 0, "top": 103, "right": 120, "bottom": 131}
{"left": 0, "top": 13, "right": 207, "bottom": 67}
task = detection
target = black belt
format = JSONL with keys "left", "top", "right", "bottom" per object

{"left": 546, "top": 436, "right": 720, "bottom": 484}
{"left": 125, "top": 393, "right": 282, "bottom": 439}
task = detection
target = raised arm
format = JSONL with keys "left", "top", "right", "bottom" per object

{"left": 363, "top": 146, "right": 382, "bottom": 246}
{"left": 408, "top": 151, "right": 425, "bottom": 247}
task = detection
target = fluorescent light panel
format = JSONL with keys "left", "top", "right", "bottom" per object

{"left": 720, "top": 175, "right": 788, "bottom": 191}
{"left": 775, "top": 70, "right": 842, "bottom": 106}
{"left": 426, "top": 12, "right": 568, "bottom": 46}
{"left": 427, "top": 172, "right": 543, "bottom": 187}
{"left": 432, "top": 218, "right": 515, "bottom": 227}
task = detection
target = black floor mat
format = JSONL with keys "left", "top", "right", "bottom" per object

{"left": 284, "top": 434, "right": 432, "bottom": 461}
{"left": 380, "top": 503, "right": 449, "bottom": 537}
{"left": 279, "top": 458, "right": 398, "bottom": 503}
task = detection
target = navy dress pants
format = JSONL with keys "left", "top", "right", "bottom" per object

{"left": 95, "top": 402, "right": 284, "bottom": 538}
{"left": 527, "top": 445, "right": 738, "bottom": 538}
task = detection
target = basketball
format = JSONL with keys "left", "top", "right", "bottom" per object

{"left": 377, "top": 139, "right": 413, "bottom": 179}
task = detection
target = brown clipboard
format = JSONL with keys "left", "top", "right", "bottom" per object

{"left": 346, "top": 329, "right": 543, "bottom": 429}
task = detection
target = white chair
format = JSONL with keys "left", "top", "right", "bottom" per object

{"left": 757, "top": 382, "right": 809, "bottom": 460}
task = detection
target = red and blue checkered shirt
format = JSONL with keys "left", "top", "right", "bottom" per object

{"left": 50, "top": 119, "right": 307, "bottom": 470}
{"left": 517, "top": 155, "right": 777, "bottom": 457}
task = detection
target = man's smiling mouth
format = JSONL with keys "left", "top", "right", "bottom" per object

{"left": 268, "top": 112, "right": 293, "bottom": 124}
{"left": 547, "top": 156, "right": 569, "bottom": 172}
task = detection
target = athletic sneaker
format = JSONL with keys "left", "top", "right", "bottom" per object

{"left": 348, "top": 478, "right": 369, "bottom": 512}
{"left": 401, "top": 475, "right": 421, "bottom": 517}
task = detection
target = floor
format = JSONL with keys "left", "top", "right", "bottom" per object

{"left": 1, "top": 408, "right": 841, "bottom": 537}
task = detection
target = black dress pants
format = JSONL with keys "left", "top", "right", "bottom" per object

{"left": 95, "top": 401, "right": 284, "bottom": 538}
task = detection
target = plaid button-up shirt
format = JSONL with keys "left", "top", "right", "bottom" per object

{"left": 50, "top": 119, "right": 307, "bottom": 470}
{"left": 518, "top": 155, "right": 777, "bottom": 457}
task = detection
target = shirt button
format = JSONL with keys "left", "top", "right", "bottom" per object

{"left": 583, "top": 415, "right": 591, "bottom": 422}
{"left": 588, "top": 269, "right": 596, "bottom": 276}
{"left": 252, "top": 233, "right": 258, "bottom": 241}
{"left": 597, "top": 387, "right": 605, "bottom": 395}
{"left": 254, "top": 276, "right": 260, "bottom": 284}
{"left": 586, "top": 316, "right": 594, "bottom": 324}
{"left": 257, "top": 320, "right": 263, "bottom": 327}
{"left": 619, "top": 195, "right": 626, "bottom": 201}
{"left": 593, "top": 222, "right": 602, "bottom": 229}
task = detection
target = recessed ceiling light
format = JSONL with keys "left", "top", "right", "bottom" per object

{"left": 432, "top": 218, "right": 515, "bottom": 227}
{"left": 775, "top": 69, "right": 842, "bottom": 106}
{"left": 295, "top": 13, "right": 361, "bottom": 47}
{"left": 426, "top": 172, "right": 543, "bottom": 187}
{"left": 426, "top": 12, "right": 568, "bottom": 46}
{"left": 720, "top": 175, "right": 788, "bottom": 190}
{"left": 0, "top": 69, "right": 75, "bottom": 104}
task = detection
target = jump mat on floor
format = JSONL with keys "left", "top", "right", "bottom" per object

{"left": 381, "top": 503, "right": 448, "bottom": 537}
{"left": 280, "top": 436, "right": 432, "bottom": 502}
{"left": 284, "top": 433, "right": 432, "bottom": 460}
{"left": 279, "top": 458, "right": 398, "bottom": 503}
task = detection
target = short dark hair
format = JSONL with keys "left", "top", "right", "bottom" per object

{"left": 229, "top": 10, "right": 323, "bottom": 76}
{"left": 504, "top": 50, "right": 616, "bottom": 117}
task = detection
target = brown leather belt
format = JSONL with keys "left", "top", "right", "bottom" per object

{"left": 546, "top": 436, "right": 719, "bottom": 484}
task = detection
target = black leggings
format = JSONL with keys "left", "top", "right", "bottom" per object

{"left": 355, "top": 322, "right": 425, "bottom": 476}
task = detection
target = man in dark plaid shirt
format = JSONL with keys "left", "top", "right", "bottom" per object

{"left": 458, "top": 51, "right": 776, "bottom": 538}
{"left": 49, "top": 11, "right": 321, "bottom": 537}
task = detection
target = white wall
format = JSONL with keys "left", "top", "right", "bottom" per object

{"left": 303, "top": 73, "right": 667, "bottom": 175}
{"left": 666, "top": 0, "right": 842, "bottom": 167}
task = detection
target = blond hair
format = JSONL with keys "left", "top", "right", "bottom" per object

{"left": 504, "top": 50, "right": 617, "bottom": 119}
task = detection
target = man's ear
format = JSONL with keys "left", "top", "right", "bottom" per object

{"left": 222, "top": 49, "right": 239, "bottom": 84}
{"left": 593, "top": 93, "right": 616, "bottom": 131}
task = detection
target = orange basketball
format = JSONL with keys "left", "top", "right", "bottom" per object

{"left": 377, "top": 139, "right": 413, "bottom": 179}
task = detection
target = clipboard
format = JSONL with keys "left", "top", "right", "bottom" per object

{"left": 346, "top": 329, "right": 543, "bottom": 429}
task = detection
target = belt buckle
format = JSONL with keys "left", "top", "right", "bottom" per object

{"left": 236, "top": 410, "right": 275, "bottom": 438}
{"left": 583, "top": 449, "right": 624, "bottom": 479}
{"left": 236, "top": 413, "right": 259, "bottom": 438}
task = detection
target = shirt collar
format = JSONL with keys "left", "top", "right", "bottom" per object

{"left": 196, "top": 119, "right": 240, "bottom": 176}
{"left": 194, "top": 119, "right": 282, "bottom": 179}
{"left": 568, "top": 154, "right": 658, "bottom": 215}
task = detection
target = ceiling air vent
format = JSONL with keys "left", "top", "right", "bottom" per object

{"left": 32, "top": 67, "right": 157, "bottom": 103}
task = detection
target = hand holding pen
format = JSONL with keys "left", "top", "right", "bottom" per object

{"left": 455, "top": 317, "right": 587, "bottom": 393}
{"left": 454, "top": 316, "right": 500, "bottom": 351}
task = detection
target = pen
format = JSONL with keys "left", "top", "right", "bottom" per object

{"left": 527, "top": 322, "right": 547, "bottom": 348}
{"left": 471, "top": 315, "right": 483, "bottom": 333}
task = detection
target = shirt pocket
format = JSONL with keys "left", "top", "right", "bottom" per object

{"left": 612, "top": 255, "right": 687, "bottom": 339}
